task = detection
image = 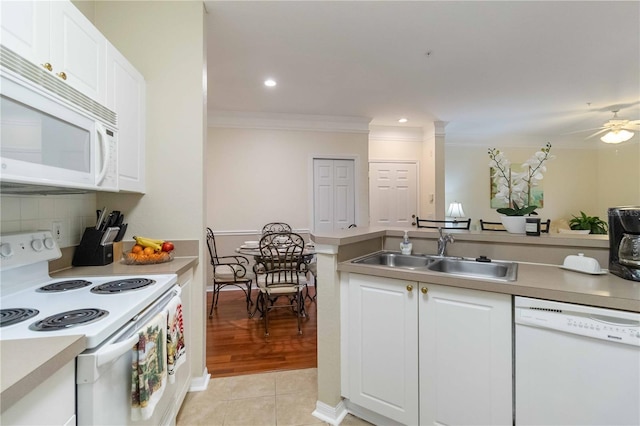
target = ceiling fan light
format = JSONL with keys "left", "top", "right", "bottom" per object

{"left": 600, "top": 129, "right": 634, "bottom": 144}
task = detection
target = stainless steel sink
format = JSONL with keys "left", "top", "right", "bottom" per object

{"left": 351, "top": 251, "right": 518, "bottom": 281}
{"left": 427, "top": 258, "right": 518, "bottom": 281}
{"left": 352, "top": 252, "right": 437, "bottom": 269}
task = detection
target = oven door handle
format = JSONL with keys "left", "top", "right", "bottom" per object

{"left": 96, "top": 334, "right": 139, "bottom": 368}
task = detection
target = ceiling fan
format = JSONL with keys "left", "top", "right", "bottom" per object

{"left": 587, "top": 110, "right": 640, "bottom": 143}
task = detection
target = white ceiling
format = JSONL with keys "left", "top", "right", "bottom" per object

{"left": 205, "top": 1, "right": 640, "bottom": 146}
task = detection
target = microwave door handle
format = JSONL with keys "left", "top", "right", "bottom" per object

{"left": 95, "top": 123, "right": 110, "bottom": 185}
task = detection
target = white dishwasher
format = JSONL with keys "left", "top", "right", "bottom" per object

{"left": 515, "top": 296, "right": 640, "bottom": 426}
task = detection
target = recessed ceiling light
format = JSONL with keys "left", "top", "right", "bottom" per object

{"left": 398, "top": 118, "right": 408, "bottom": 123}
{"left": 264, "top": 79, "right": 277, "bottom": 87}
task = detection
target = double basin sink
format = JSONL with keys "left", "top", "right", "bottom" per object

{"left": 351, "top": 251, "right": 518, "bottom": 282}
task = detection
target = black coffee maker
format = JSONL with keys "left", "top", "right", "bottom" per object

{"left": 608, "top": 206, "right": 640, "bottom": 282}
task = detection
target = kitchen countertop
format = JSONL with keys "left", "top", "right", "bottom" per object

{"left": 51, "top": 255, "right": 198, "bottom": 279}
{"left": 340, "top": 258, "right": 640, "bottom": 313}
{"left": 0, "top": 335, "right": 86, "bottom": 413}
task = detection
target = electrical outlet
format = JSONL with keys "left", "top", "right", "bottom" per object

{"left": 52, "top": 221, "right": 63, "bottom": 242}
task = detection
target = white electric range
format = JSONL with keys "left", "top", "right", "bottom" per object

{"left": 0, "top": 230, "right": 182, "bottom": 425}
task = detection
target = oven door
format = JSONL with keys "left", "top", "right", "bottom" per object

{"left": 0, "top": 74, "right": 117, "bottom": 191}
{"left": 76, "top": 286, "right": 187, "bottom": 426}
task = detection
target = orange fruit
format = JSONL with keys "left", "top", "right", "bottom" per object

{"left": 143, "top": 247, "right": 155, "bottom": 255}
{"left": 132, "top": 244, "right": 143, "bottom": 253}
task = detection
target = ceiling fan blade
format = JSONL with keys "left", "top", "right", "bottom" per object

{"left": 562, "top": 126, "right": 604, "bottom": 135}
{"left": 585, "top": 128, "right": 609, "bottom": 139}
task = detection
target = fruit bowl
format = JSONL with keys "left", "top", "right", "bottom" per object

{"left": 122, "top": 250, "right": 174, "bottom": 265}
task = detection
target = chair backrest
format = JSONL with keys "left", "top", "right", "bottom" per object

{"left": 480, "top": 219, "right": 506, "bottom": 231}
{"left": 541, "top": 219, "right": 551, "bottom": 233}
{"left": 416, "top": 217, "right": 471, "bottom": 230}
{"left": 257, "top": 232, "right": 305, "bottom": 286}
{"left": 206, "top": 227, "right": 220, "bottom": 265}
{"left": 261, "top": 222, "right": 292, "bottom": 235}
{"left": 480, "top": 218, "right": 551, "bottom": 232}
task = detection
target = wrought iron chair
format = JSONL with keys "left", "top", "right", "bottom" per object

{"left": 480, "top": 220, "right": 506, "bottom": 231}
{"left": 253, "top": 231, "right": 307, "bottom": 336}
{"left": 416, "top": 217, "right": 471, "bottom": 229}
{"left": 261, "top": 222, "right": 292, "bottom": 234}
{"left": 480, "top": 218, "right": 551, "bottom": 232}
{"left": 206, "top": 227, "right": 253, "bottom": 317}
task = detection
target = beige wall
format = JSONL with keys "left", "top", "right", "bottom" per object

{"left": 208, "top": 126, "right": 369, "bottom": 232}
{"left": 445, "top": 143, "right": 639, "bottom": 230}
{"left": 92, "top": 0, "right": 207, "bottom": 383}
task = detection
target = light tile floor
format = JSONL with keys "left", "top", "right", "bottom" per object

{"left": 176, "top": 368, "right": 372, "bottom": 426}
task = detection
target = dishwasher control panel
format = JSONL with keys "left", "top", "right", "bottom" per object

{"left": 515, "top": 297, "right": 640, "bottom": 347}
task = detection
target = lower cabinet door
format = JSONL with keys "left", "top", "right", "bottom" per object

{"left": 419, "top": 283, "right": 512, "bottom": 426}
{"left": 348, "top": 274, "right": 419, "bottom": 425}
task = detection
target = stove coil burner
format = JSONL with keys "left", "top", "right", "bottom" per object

{"left": 1, "top": 308, "right": 39, "bottom": 327}
{"left": 91, "top": 278, "right": 156, "bottom": 294}
{"left": 37, "top": 279, "right": 93, "bottom": 292}
{"left": 29, "top": 309, "right": 109, "bottom": 331}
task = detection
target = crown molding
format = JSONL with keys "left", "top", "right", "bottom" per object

{"left": 368, "top": 125, "right": 424, "bottom": 142}
{"left": 208, "top": 110, "right": 371, "bottom": 133}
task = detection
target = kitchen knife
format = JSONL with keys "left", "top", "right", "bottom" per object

{"left": 114, "top": 223, "right": 128, "bottom": 242}
{"left": 96, "top": 207, "right": 107, "bottom": 230}
{"left": 113, "top": 211, "right": 124, "bottom": 227}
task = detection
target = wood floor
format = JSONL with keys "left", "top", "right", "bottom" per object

{"left": 206, "top": 288, "right": 318, "bottom": 378}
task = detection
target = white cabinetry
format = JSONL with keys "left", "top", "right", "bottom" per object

{"left": 1, "top": 0, "right": 106, "bottom": 104}
{"left": 1, "top": 360, "right": 76, "bottom": 426}
{"left": 419, "top": 283, "right": 512, "bottom": 426}
{"left": 106, "top": 42, "right": 146, "bottom": 193}
{"left": 345, "top": 273, "right": 512, "bottom": 425}
{"left": 348, "top": 274, "right": 419, "bottom": 425}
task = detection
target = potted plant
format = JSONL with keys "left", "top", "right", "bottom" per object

{"left": 568, "top": 211, "right": 608, "bottom": 234}
{"left": 488, "top": 143, "right": 554, "bottom": 233}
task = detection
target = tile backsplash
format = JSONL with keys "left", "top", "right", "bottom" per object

{"left": 1, "top": 193, "right": 97, "bottom": 248}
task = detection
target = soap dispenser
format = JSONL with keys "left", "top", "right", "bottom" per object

{"left": 400, "top": 231, "right": 413, "bottom": 255}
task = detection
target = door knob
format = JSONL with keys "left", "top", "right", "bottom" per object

{"left": 57, "top": 71, "right": 67, "bottom": 80}
{"left": 406, "top": 285, "right": 413, "bottom": 292}
{"left": 42, "top": 63, "right": 53, "bottom": 71}
{"left": 421, "top": 287, "right": 428, "bottom": 294}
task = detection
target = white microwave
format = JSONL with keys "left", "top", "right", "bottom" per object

{"left": 0, "top": 69, "right": 118, "bottom": 192}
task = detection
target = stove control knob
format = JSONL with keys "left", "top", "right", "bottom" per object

{"left": 44, "top": 237, "right": 55, "bottom": 250}
{"left": 31, "top": 239, "right": 44, "bottom": 252}
{"left": 0, "top": 243, "right": 13, "bottom": 258}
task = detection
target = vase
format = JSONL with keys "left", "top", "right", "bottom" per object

{"left": 500, "top": 216, "right": 527, "bottom": 234}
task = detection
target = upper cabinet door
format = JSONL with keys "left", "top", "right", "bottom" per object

{"left": 0, "top": 1, "right": 50, "bottom": 65}
{"left": 49, "top": 1, "right": 106, "bottom": 104}
{"left": 106, "top": 42, "right": 146, "bottom": 193}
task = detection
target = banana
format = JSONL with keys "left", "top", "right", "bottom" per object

{"left": 136, "top": 236, "right": 164, "bottom": 245}
{"left": 134, "top": 236, "right": 163, "bottom": 251}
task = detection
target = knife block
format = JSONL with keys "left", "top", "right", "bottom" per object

{"left": 72, "top": 228, "right": 114, "bottom": 266}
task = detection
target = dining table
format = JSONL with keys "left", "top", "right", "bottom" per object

{"left": 236, "top": 242, "right": 317, "bottom": 315}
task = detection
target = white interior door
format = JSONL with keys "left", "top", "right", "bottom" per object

{"left": 313, "top": 159, "right": 355, "bottom": 232}
{"left": 370, "top": 162, "right": 418, "bottom": 227}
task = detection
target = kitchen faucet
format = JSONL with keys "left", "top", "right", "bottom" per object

{"left": 437, "top": 228, "right": 454, "bottom": 256}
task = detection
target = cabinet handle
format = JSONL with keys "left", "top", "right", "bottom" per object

{"left": 421, "top": 287, "right": 428, "bottom": 294}
{"left": 42, "top": 63, "right": 53, "bottom": 71}
{"left": 406, "top": 285, "right": 413, "bottom": 292}
{"left": 57, "top": 71, "right": 67, "bottom": 80}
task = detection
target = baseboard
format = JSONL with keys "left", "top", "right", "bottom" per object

{"left": 312, "top": 399, "right": 348, "bottom": 426}
{"left": 189, "top": 368, "right": 210, "bottom": 392}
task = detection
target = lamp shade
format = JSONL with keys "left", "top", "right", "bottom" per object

{"left": 447, "top": 202, "right": 465, "bottom": 218}
{"left": 600, "top": 129, "right": 634, "bottom": 144}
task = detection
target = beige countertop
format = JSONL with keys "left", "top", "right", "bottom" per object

{"left": 51, "top": 256, "right": 199, "bottom": 279}
{"left": 1, "top": 335, "right": 86, "bottom": 413}
{"left": 339, "top": 258, "right": 640, "bottom": 313}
